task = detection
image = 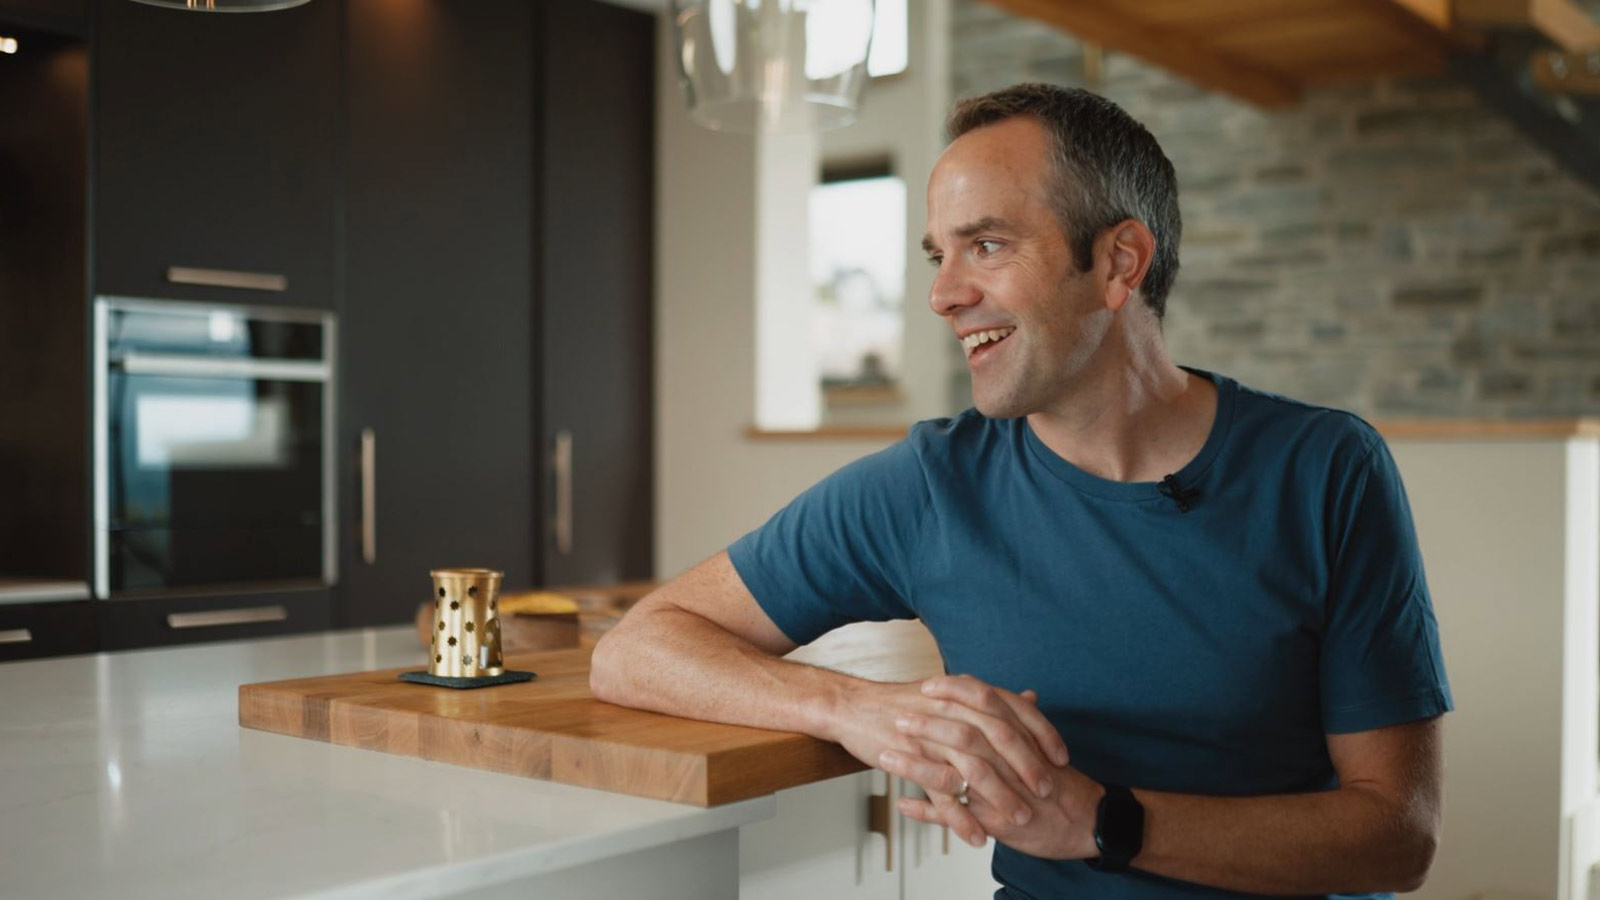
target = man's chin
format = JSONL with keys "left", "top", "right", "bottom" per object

{"left": 971, "top": 388, "right": 1031, "bottom": 420}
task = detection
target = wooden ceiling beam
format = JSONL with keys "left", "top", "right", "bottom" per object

{"left": 1389, "top": 0, "right": 1454, "bottom": 30}
{"left": 978, "top": 0, "right": 1301, "bottom": 107}
{"left": 1454, "top": 0, "right": 1600, "bottom": 52}
{"left": 1530, "top": 48, "right": 1600, "bottom": 93}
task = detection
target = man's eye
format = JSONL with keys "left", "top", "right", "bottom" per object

{"left": 925, "top": 255, "right": 943, "bottom": 267}
{"left": 976, "top": 240, "right": 1002, "bottom": 255}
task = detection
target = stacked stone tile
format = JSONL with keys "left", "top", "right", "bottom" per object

{"left": 948, "top": 0, "right": 1600, "bottom": 418}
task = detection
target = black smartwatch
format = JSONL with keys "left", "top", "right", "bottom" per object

{"left": 1085, "top": 783, "right": 1144, "bottom": 872}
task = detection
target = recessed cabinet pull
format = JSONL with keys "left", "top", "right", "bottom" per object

{"left": 0, "top": 629, "right": 32, "bottom": 644}
{"left": 360, "top": 429, "right": 377, "bottom": 565}
{"left": 552, "top": 430, "right": 573, "bottom": 556}
{"left": 166, "top": 606, "right": 288, "bottom": 629}
{"left": 868, "top": 776, "right": 897, "bottom": 872}
{"left": 117, "top": 354, "right": 330, "bottom": 382}
{"left": 166, "top": 266, "right": 287, "bottom": 292}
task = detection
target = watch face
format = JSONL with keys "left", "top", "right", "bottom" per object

{"left": 1096, "top": 785, "right": 1145, "bottom": 865}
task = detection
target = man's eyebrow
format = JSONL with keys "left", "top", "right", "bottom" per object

{"left": 921, "top": 216, "right": 1017, "bottom": 254}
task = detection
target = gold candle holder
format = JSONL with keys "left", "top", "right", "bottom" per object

{"left": 428, "top": 567, "right": 505, "bottom": 677}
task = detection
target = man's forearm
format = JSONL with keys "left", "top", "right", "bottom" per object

{"left": 589, "top": 602, "right": 852, "bottom": 740}
{"left": 1131, "top": 784, "right": 1435, "bottom": 895}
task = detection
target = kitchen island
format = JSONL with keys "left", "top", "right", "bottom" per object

{"left": 0, "top": 626, "right": 774, "bottom": 900}
{"left": 0, "top": 619, "right": 993, "bottom": 900}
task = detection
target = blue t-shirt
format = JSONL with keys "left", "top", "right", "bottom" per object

{"left": 728, "top": 367, "right": 1453, "bottom": 900}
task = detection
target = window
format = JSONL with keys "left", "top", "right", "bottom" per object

{"left": 810, "top": 161, "right": 906, "bottom": 393}
{"left": 868, "top": 0, "right": 907, "bottom": 78}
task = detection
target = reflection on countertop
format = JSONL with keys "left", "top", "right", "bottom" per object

{"left": 0, "top": 625, "right": 771, "bottom": 900}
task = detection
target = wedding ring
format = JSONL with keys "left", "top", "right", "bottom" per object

{"left": 957, "top": 779, "right": 970, "bottom": 806}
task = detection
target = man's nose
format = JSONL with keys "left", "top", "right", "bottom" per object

{"left": 928, "top": 259, "right": 981, "bottom": 317}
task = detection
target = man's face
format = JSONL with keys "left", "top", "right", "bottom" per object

{"left": 922, "top": 117, "right": 1113, "bottom": 419}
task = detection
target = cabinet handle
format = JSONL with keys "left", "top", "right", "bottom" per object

{"left": 868, "top": 776, "right": 897, "bottom": 872}
{"left": 552, "top": 430, "right": 573, "bottom": 556}
{"left": 167, "top": 605, "right": 288, "bottom": 629}
{"left": 0, "top": 628, "right": 32, "bottom": 644}
{"left": 167, "top": 266, "right": 287, "bottom": 292}
{"left": 116, "top": 353, "right": 331, "bottom": 383}
{"left": 360, "top": 428, "right": 377, "bottom": 565}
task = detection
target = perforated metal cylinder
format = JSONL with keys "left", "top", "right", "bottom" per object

{"left": 427, "top": 568, "right": 505, "bottom": 678}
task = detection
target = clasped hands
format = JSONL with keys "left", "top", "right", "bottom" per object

{"left": 838, "top": 674, "right": 1104, "bottom": 859}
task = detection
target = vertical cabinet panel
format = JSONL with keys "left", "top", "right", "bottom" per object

{"left": 900, "top": 787, "right": 1003, "bottom": 899}
{"left": 740, "top": 772, "right": 901, "bottom": 900}
{"left": 341, "top": 0, "right": 535, "bottom": 626}
{"left": 92, "top": 0, "right": 338, "bottom": 308}
{"left": 538, "top": 0, "right": 655, "bottom": 588}
{"left": 0, "top": 32, "right": 87, "bottom": 580}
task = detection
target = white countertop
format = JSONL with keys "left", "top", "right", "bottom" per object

{"left": 0, "top": 626, "right": 773, "bottom": 900}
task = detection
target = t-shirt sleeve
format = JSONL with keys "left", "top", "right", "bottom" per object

{"left": 726, "top": 437, "right": 930, "bottom": 646}
{"left": 1319, "top": 432, "right": 1455, "bottom": 734}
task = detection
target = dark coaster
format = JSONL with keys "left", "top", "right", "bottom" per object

{"left": 398, "top": 669, "right": 537, "bottom": 689}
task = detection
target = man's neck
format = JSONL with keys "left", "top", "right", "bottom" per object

{"left": 1025, "top": 348, "right": 1218, "bottom": 485}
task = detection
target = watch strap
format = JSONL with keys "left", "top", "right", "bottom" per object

{"left": 1085, "top": 783, "right": 1144, "bottom": 872}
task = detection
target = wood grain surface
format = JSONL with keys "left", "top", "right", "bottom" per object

{"left": 239, "top": 620, "right": 944, "bottom": 806}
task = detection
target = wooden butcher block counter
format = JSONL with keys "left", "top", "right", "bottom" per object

{"left": 238, "top": 619, "right": 944, "bottom": 807}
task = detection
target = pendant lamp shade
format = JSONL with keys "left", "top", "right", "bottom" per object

{"left": 128, "top": 0, "right": 311, "bottom": 11}
{"left": 671, "top": 0, "right": 875, "bottom": 134}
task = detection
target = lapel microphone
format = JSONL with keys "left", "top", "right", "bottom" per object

{"left": 1157, "top": 474, "right": 1200, "bottom": 513}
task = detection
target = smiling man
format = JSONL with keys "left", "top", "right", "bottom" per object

{"left": 590, "top": 83, "right": 1452, "bottom": 899}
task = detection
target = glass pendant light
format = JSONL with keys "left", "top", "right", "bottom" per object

{"left": 128, "top": 0, "right": 310, "bottom": 11}
{"left": 671, "top": 0, "right": 876, "bottom": 134}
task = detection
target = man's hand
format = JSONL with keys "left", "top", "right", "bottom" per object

{"left": 872, "top": 675, "right": 1103, "bottom": 859}
{"left": 825, "top": 674, "right": 1071, "bottom": 848}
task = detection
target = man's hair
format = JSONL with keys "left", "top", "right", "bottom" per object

{"left": 946, "top": 83, "right": 1182, "bottom": 319}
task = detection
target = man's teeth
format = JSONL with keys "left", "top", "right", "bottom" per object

{"left": 961, "top": 327, "right": 1016, "bottom": 355}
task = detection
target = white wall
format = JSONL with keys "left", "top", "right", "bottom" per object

{"left": 817, "top": 0, "right": 952, "bottom": 427}
{"left": 654, "top": 16, "right": 898, "bottom": 576}
{"left": 654, "top": 3, "right": 952, "bottom": 574}
{"left": 1390, "top": 440, "right": 1574, "bottom": 899}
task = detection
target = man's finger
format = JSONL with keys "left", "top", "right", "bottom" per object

{"left": 895, "top": 714, "right": 1040, "bottom": 813}
{"left": 896, "top": 795, "right": 943, "bottom": 824}
{"left": 994, "top": 687, "right": 1070, "bottom": 767}
{"left": 929, "top": 787, "right": 989, "bottom": 848}
{"left": 878, "top": 748, "right": 964, "bottom": 796}
{"left": 903, "top": 700, "right": 1056, "bottom": 800}
{"left": 923, "top": 676, "right": 1070, "bottom": 769}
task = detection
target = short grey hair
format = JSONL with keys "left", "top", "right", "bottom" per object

{"left": 946, "top": 83, "right": 1182, "bottom": 318}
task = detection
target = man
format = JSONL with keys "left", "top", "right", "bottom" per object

{"left": 591, "top": 83, "right": 1452, "bottom": 899}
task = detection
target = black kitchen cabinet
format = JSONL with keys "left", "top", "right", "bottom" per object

{"left": 91, "top": 0, "right": 339, "bottom": 309}
{"left": 538, "top": 0, "right": 655, "bottom": 588}
{"left": 340, "top": 0, "right": 656, "bottom": 626}
{"left": 0, "top": 28, "right": 88, "bottom": 582}
{"left": 339, "top": 0, "right": 538, "bottom": 626}
{"left": 0, "top": 0, "right": 657, "bottom": 658}
{"left": 95, "top": 588, "right": 332, "bottom": 652}
{"left": 0, "top": 601, "right": 95, "bottom": 663}
{"left": 0, "top": 0, "right": 85, "bottom": 35}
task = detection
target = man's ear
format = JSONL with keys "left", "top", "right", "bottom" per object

{"left": 1097, "top": 220, "right": 1156, "bottom": 313}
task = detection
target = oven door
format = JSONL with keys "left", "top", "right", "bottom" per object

{"left": 94, "top": 299, "right": 335, "bottom": 598}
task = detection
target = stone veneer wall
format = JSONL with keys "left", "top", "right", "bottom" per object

{"left": 947, "top": 0, "right": 1600, "bottom": 419}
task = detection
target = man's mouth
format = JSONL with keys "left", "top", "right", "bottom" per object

{"left": 961, "top": 326, "right": 1016, "bottom": 361}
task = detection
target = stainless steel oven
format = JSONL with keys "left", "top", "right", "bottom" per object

{"left": 93, "top": 297, "right": 336, "bottom": 599}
